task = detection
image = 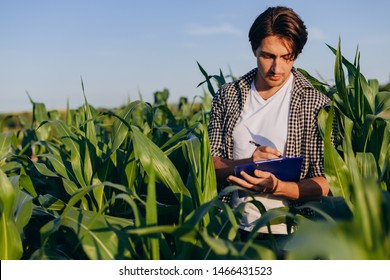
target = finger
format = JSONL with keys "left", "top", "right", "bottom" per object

{"left": 257, "top": 146, "right": 282, "bottom": 158}
{"left": 239, "top": 170, "right": 261, "bottom": 182}
{"left": 227, "top": 174, "right": 258, "bottom": 190}
{"left": 253, "top": 169, "right": 272, "bottom": 178}
{"left": 253, "top": 170, "right": 278, "bottom": 192}
{"left": 252, "top": 148, "right": 281, "bottom": 161}
{"left": 237, "top": 171, "right": 268, "bottom": 186}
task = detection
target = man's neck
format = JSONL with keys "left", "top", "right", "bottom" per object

{"left": 254, "top": 72, "right": 292, "bottom": 100}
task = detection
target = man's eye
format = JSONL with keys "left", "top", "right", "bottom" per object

{"left": 261, "top": 53, "right": 273, "bottom": 59}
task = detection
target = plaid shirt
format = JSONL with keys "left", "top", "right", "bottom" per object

{"left": 208, "top": 67, "right": 331, "bottom": 181}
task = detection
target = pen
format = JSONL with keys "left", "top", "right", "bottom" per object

{"left": 249, "top": 140, "right": 261, "bottom": 147}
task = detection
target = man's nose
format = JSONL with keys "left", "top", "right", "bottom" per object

{"left": 271, "top": 58, "right": 281, "bottom": 73}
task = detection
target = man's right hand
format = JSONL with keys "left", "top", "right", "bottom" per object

{"left": 251, "top": 146, "right": 282, "bottom": 161}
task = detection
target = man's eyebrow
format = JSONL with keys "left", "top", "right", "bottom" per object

{"left": 259, "top": 50, "right": 274, "bottom": 56}
{"left": 260, "top": 50, "right": 292, "bottom": 57}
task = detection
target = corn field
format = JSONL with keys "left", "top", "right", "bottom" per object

{"left": 1, "top": 42, "right": 389, "bottom": 260}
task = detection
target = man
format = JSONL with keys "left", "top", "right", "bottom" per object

{"left": 208, "top": 6, "right": 331, "bottom": 236}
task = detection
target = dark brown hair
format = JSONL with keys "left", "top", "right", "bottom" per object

{"left": 248, "top": 6, "right": 308, "bottom": 60}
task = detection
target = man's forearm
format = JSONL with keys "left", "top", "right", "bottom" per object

{"left": 273, "top": 176, "right": 330, "bottom": 201}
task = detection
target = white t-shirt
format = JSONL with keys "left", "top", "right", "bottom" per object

{"left": 231, "top": 74, "right": 293, "bottom": 234}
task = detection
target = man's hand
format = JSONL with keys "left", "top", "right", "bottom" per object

{"left": 227, "top": 169, "right": 280, "bottom": 194}
{"left": 212, "top": 146, "right": 282, "bottom": 186}
{"left": 251, "top": 145, "right": 282, "bottom": 161}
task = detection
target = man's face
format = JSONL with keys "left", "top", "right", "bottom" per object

{"left": 253, "top": 35, "right": 295, "bottom": 94}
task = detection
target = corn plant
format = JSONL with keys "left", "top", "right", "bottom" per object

{"left": 327, "top": 39, "right": 390, "bottom": 191}
{"left": 0, "top": 87, "right": 276, "bottom": 259}
{"left": 285, "top": 105, "right": 390, "bottom": 259}
{"left": 285, "top": 41, "right": 390, "bottom": 259}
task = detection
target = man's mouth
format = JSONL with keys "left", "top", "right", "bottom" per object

{"left": 268, "top": 73, "right": 282, "bottom": 81}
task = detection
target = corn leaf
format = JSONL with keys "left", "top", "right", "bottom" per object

{"left": 375, "top": 91, "right": 390, "bottom": 115}
{"left": 130, "top": 125, "right": 192, "bottom": 212}
{"left": 110, "top": 100, "right": 144, "bottom": 155}
{"left": 13, "top": 188, "right": 33, "bottom": 235}
{"left": 82, "top": 139, "right": 93, "bottom": 185}
{"left": 61, "top": 207, "right": 131, "bottom": 260}
{"left": 40, "top": 182, "right": 142, "bottom": 259}
{"left": 33, "top": 161, "right": 59, "bottom": 177}
{"left": 47, "top": 120, "right": 86, "bottom": 187}
{"left": 286, "top": 221, "right": 371, "bottom": 259}
{"left": 38, "top": 153, "right": 77, "bottom": 182}
{"left": 196, "top": 61, "right": 217, "bottom": 97}
{"left": 31, "top": 101, "right": 51, "bottom": 141}
{"left": 318, "top": 108, "right": 352, "bottom": 201}
{"left": 18, "top": 174, "right": 38, "bottom": 198}
{"left": 356, "top": 153, "right": 378, "bottom": 181}
{"left": 82, "top": 83, "right": 98, "bottom": 153}
{"left": 0, "top": 132, "right": 13, "bottom": 161}
{"left": 0, "top": 169, "right": 23, "bottom": 259}
{"left": 199, "top": 123, "right": 218, "bottom": 202}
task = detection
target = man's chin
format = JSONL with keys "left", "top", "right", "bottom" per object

{"left": 265, "top": 78, "right": 285, "bottom": 88}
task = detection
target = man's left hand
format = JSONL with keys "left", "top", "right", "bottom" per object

{"left": 228, "top": 169, "right": 279, "bottom": 193}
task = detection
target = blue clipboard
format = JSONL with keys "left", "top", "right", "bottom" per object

{"left": 234, "top": 156, "right": 304, "bottom": 182}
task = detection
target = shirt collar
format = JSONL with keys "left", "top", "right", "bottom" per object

{"left": 238, "top": 67, "right": 314, "bottom": 91}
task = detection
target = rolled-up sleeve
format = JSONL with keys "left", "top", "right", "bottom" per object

{"left": 208, "top": 89, "right": 226, "bottom": 158}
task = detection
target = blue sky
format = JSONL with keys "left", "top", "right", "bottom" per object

{"left": 1, "top": 0, "right": 390, "bottom": 113}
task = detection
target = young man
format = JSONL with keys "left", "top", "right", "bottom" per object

{"left": 208, "top": 6, "right": 331, "bottom": 235}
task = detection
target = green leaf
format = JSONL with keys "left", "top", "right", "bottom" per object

{"left": 0, "top": 169, "right": 23, "bottom": 259}
{"left": 196, "top": 61, "right": 217, "bottom": 97}
{"left": 38, "top": 153, "right": 77, "bottom": 181}
{"left": 82, "top": 140, "right": 93, "bottom": 185}
{"left": 47, "top": 120, "right": 86, "bottom": 187}
{"left": 81, "top": 81, "right": 99, "bottom": 153}
{"left": 175, "top": 198, "right": 219, "bottom": 241}
{"left": 18, "top": 174, "right": 38, "bottom": 198}
{"left": 28, "top": 96, "right": 51, "bottom": 141}
{"left": 297, "top": 68, "right": 330, "bottom": 95}
{"left": 375, "top": 91, "right": 390, "bottom": 115}
{"left": 356, "top": 152, "right": 378, "bottom": 181}
{"left": 60, "top": 207, "right": 132, "bottom": 260}
{"left": 365, "top": 79, "right": 379, "bottom": 113}
{"left": 123, "top": 151, "right": 137, "bottom": 193}
{"left": 0, "top": 132, "right": 13, "bottom": 161}
{"left": 7, "top": 175, "right": 34, "bottom": 235}
{"left": 333, "top": 39, "right": 354, "bottom": 121}
{"left": 199, "top": 124, "right": 218, "bottom": 202}
{"left": 181, "top": 124, "right": 218, "bottom": 225}
{"left": 38, "top": 194, "right": 66, "bottom": 211}
{"left": 285, "top": 221, "right": 371, "bottom": 259}
{"left": 318, "top": 108, "right": 352, "bottom": 201}
{"left": 160, "top": 123, "right": 198, "bottom": 151}
{"left": 131, "top": 125, "right": 192, "bottom": 212}
{"left": 200, "top": 228, "right": 239, "bottom": 255}
{"left": 33, "top": 161, "right": 59, "bottom": 177}
{"left": 110, "top": 100, "right": 144, "bottom": 156}
{"left": 200, "top": 228, "right": 275, "bottom": 260}
{"left": 40, "top": 182, "right": 142, "bottom": 259}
